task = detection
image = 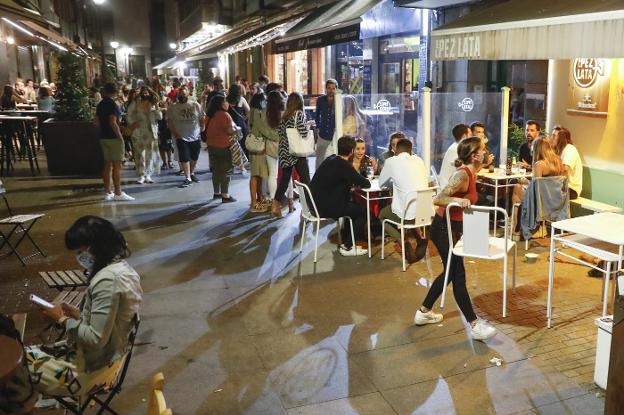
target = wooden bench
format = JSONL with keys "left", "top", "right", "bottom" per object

{"left": 52, "top": 289, "right": 86, "bottom": 308}
{"left": 571, "top": 197, "right": 622, "bottom": 214}
{"left": 39, "top": 270, "right": 87, "bottom": 291}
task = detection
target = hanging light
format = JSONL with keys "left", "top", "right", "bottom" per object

{"left": 6, "top": 36, "right": 15, "bottom": 45}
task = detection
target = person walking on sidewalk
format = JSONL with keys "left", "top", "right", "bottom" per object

{"left": 95, "top": 83, "right": 134, "bottom": 201}
{"left": 127, "top": 86, "right": 162, "bottom": 183}
{"left": 314, "top": 79, "right": 337, "bottom": 168}
{"left": 414, "top": 136, "right": 497, "bottom": 341}
{"left": 205, "top": 93, "right": 237, "bottom": 202}
{"left": 167, "top": 86, "right": 206, "bottom": 188}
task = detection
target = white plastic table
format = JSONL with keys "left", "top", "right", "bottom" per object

{"left": 356, "top": 178, "right": 392, "bottom": 258}
{"left": 477, "top": 169, "right": 531, "bottom": 231}
{"left": 547, "top": 212, "right": 624, "bottom": 328}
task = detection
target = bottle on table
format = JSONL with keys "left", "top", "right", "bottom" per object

{"left": 506, "top": 157, "right": 512, "bottom": 175}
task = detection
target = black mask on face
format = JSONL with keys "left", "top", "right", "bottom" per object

{"left": 177, "top": 94, "right": 188, "bottom": 103}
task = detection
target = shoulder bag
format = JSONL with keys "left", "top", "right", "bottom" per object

{"left": 286, "top": 111, "right": 315, "bottom": 157}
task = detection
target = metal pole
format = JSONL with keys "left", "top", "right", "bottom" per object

{"left": 334, "top": 90, "right": 343, "bottom": 155}
{"left": 422, "top": 86, "right": 431, "bottom": 173}
{"left": 500, "top": 86, "right": 511, "bottom": 165}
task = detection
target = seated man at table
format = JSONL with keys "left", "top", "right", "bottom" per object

{"left": 378, "top": 138, "right": 429, "bottom": 262}
{"left": 439, "top": 124, "right": 471, "bottom": 188}
{"left": 310, "top": 135, "right": 371, "bottom": 256}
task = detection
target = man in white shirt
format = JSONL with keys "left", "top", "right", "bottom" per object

{"left": 378, "top": 138, "right": 429, "bottom": 262}
{"left": 439, "top": 124, "right": 471, "bottom": 188}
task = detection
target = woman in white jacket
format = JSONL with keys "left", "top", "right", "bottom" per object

{"left": 127, "top": 87, "right": 162, "bottom": 183}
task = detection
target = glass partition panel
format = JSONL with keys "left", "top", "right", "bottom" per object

{"left": 338, "top": 92, "right": 420, "bottom": 159}
{"left": 429, "top": 92, "right": 503, "bottom": 173}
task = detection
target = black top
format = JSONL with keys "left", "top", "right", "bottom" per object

{"left": 310, "top": 155, "right": 370, "bottom": 218}
{"left": 95, "top": 97, "right": 120, "bottom": 139}
{"left": 519, "top": 142, "right": 532, "bottom": 165}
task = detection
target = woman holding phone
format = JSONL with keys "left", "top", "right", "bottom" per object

{"left": 25, "top": 216, "right": 142, "bottom": 400}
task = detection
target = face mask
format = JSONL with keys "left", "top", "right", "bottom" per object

{"left": 76, "top": 250, "right": 95, "bottom": 271}
{"left": 474, "top": 151, "right": 485, "bottom": 164}
{"left": 177, "top": 95, "right": 188, "bottom": 103}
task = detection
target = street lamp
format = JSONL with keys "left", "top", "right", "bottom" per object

{"left": 169, "top": 43, "right": 176, "bottom": 50}
{"left": 110, "top": 41, "right": 119, "bottom": 49}
{"left": 93, "top": 0, "right": 105, "bottom": 4}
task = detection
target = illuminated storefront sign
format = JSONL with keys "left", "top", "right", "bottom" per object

{"left": 568, "top": 58, "right": 610, "bottom": 117}
{"left": 432, "top": 34, "right": 481, "bottom": 60}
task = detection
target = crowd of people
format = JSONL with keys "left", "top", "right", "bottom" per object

{"left": 0, "top": 78, "right": 56, "bottom": 111}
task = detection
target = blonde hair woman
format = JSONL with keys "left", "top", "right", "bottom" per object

{"left": 512, "top": 138, "right": 564, "bottom": 205}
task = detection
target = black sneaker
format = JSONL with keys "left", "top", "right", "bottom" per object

{"left": 190, "top": 174, "right": 200, "bottom": 183}
{"left": 222, "top": 196, "right": 236, "bottom": 203}
{"left": 179, "top": 179, "right": 192, "bottom": 188}
{"left": 212, "top": 193, "right": 222, "bottom": 199}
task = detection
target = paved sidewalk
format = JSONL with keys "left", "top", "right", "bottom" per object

{"left": 0, "top": 154, "right": 609, "bottom": 414}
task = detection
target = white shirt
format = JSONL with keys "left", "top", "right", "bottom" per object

{"left": 561, "top": 144, "right": 583, "bottom": 195}
{"left": 166, "top": 101, "right": 203, "bottom": 142}
{"left": 439, "top": 141, "right": 459, "bottom": 188}
{"left": 379, "top": 152, "right": 428, "bottom": 219}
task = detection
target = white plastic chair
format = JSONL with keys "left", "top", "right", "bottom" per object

{"left": 294, "top": 180, "right": 355, "bottom": 263}
{"left": 381, "top": 187, "right": 436, "bottom": 271}
{"left": 440, "top": 203, "right": 517, "bottom": 318}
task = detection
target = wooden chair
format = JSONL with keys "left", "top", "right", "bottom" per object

{"left": 148, "top": 372, "right": 172, "bottom": 415}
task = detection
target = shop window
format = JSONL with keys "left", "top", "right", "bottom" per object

{"left": 335, "top": 41, "right": 371, "bottom": 95}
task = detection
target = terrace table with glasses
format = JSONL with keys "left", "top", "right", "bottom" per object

{"left": 0, "top": 115, "right": 40, "bottom": 176}
{"left": 355, "top": 178, "right": 393, "bottom": 258}
{"left": 477, "top": 168, "right": 531, "bottom": 231}
{"left": 547, "top": 212, "right": 624, "bottom": 328}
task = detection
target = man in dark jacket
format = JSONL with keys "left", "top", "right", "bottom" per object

{"left": 310, "top": 135, "right": 371, "bottom": 256}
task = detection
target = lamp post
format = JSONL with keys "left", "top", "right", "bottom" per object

{"left": 110, "top": 41, "right": 119, "bottom": 78}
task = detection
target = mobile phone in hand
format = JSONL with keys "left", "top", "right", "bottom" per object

{"left": 30, "top": 294, "right": 54, "bottom": 309}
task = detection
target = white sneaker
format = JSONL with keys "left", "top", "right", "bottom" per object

{"left": 114, "top": 192, "right": 135, "bottom": 201}
{"left": 339, "top": 245, "right": 368, "bottom": 256}
{"left": 145, "top": 175, "right": 153, "bottom": 183}
{"left": 136, "top": 176, "right": 145, "bottom": 184}
{"left": 104, "top": 192, "right": 114, "bottom": 201}
{"left": 414, "top": 309, "right": 444, "bottom": 326}
{"left": 470, "top": 319, "right": 496, "bottom": 341}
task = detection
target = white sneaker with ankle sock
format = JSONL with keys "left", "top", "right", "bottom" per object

{"left": 137, "top": 176, "right": 145, "bottom": 184}
{"left": 145, "top": 175, "right": 153, "bottom": 183}
{"left": 104, "top": 192, "right": 114, "bottom": 201}
{"left": 414, "top": 309, "right": 443, "bottom": 325}
{"left": 470, "top": 319, "right": 496, "bottom": 341}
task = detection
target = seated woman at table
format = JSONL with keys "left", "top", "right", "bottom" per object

{"left": 551, "top": 126, "right": 583, "bottom": 200}
{"left": 25, "top": 216, "right": 143, "bottom": 401}
{"left": 1, "top": 85, "right": 26, "bottom": 110}
{"left": 511, "top": 137, "right": 565, "bottom": 205}
{"left": 377, "top": 131, "right": 405, "bottom": 174}
{"left": 351, "top": 138, "right": 378, "bottom": 177}
{"left": 37, "top": 86, "right": 55, "bottom": 112}
{"left": 415, "top": 136, "right": 497, "bottom": 341}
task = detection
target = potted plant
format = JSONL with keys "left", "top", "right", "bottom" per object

{"left": 40, "top": 52, "right": 103, "bottom": 175}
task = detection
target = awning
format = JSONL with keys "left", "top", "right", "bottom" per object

{"left": 153, "top": 55, "right": 179, "bottom": 71}
{"left": 20, "top": 20, "right": 76, "bottom": 49}
{"left": 274, "top": 0, "right": 380, "bottom": 54}
{"left": 431, "top": 0, "right": 624, "bottom": 60}
{"left": 0, "top": 0, "right": 48, "bottom": 26}
{"left": 178, "top": 6, "right": 311, "bottom": 61}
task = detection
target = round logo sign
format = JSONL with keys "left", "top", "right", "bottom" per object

{"left": 573, "top": 58, "right": 606, "bottom": 88}
{"left": 458, "top": 97, "right": 474, "bottom": 112}
{"left": 374, "top": 99, "right": 391, "bottom": 112}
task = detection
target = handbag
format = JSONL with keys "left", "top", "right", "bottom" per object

{"left": 286, "top": 127, "right": 315, "bottom": 157}
{"left": 245, "top": 132, "right": 265, "bottom": 153}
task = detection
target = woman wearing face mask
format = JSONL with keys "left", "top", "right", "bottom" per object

{"left": 414, "top": 136, "right": 497, "bottom": 341}
{"left": 126, "top": 86, "right": 162, "bottom": 183}
{"left": 25, "top": 216, "right": 142, "bottom": 401}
